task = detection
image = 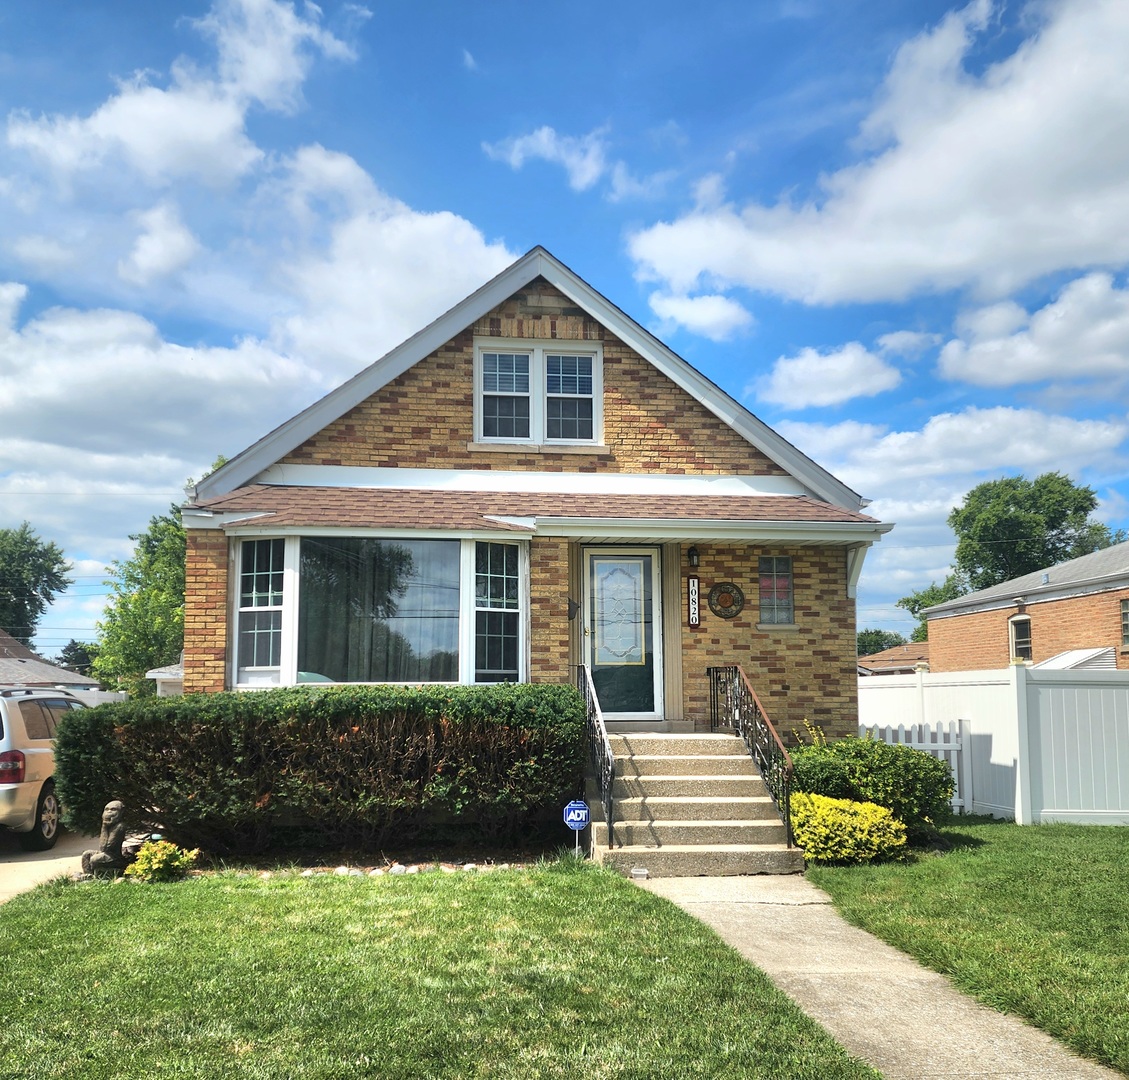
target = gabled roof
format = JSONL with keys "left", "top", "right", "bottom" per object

{"left": 0, "top": 629, "right": 98, "bottom": 687}
{"left": 192, "top": 247, "right": 866, "bottom": 510}
{"left": 857, "top": 641, "right": 929, "bottom": 675}
{"left": 925, "top": 539, "right": 1129, "bottom": 618}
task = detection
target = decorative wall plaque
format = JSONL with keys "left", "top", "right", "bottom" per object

{"left": 707, "top": 582, "right": 745, "bottom": 619}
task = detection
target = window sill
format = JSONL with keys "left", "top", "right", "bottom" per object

{"left": 467, "top": 441, "right": 611, "bottom": 455}
{"left": 756, "top": 622, "right": 800, "bottom": 633}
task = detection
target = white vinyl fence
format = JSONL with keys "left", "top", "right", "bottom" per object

{"left": 858, "top": 665, "right": 1129, "bottom": 824}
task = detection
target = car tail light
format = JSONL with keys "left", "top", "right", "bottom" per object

{"left": 0, "top": 750, "right": 25, "bottom": 784}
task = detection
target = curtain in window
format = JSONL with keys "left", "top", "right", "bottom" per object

{"left": 298, "top": 538, "right": 460, "bottom": 682}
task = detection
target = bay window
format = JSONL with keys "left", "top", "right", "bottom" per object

{"left": 233, "top": 536, "right": 526, "bottom": 687}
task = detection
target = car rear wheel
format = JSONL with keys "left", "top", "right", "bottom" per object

{"left": 18, "top": 782, "right": 60, "bottom": 851}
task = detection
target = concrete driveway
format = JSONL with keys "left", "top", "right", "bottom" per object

{"left": 0, "top": 829, "right": 89, "bottom": 903}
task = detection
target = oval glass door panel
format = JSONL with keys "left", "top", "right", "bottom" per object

{"left": 589, "top": 554, "right": 655, "bottom": 714}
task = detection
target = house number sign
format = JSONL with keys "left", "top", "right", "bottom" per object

{"left": 687, "top": 575, "right": 700, "bottom": 628}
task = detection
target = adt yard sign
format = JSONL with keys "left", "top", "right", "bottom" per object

{"left": 563, "top": 800, "right": 590, "bottom": 855}
{"left": 564, "top": 800, "right": 590, "bottom": 830}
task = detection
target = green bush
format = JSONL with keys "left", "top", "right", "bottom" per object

{"left": 54, "top": 683, "right": 586, "bottom": 854}
{"left": 789, "top": 734, "right": 954, "bottom": 840}
{"left": 790, "top": 792, "right": 907, "bottom": 864}
{"left": 124, "top": 840, "right": 199, "bottom": 883}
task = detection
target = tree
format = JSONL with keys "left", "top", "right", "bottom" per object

{"left": 895, "top": 573, "right": 969, "bottom": 642}
{"left": 93, "top": 508, "right": 185, "bottom": 697}
{"left": 0, "top": 522, "right": 72, "bottom": 646}
{"left": 949, "top": 472, "right": 1125, "bottom": 591}
{"left": 857, "top": 628, "right": 907, "bottom": 656}
{"left": 57, "top": 639, "right": 100, "bottom": 675}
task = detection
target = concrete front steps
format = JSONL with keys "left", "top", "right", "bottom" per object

{"left": 590, "top": 733, "right": 804, "bottom": 878}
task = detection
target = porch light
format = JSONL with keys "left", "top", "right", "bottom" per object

{"left": 687, "top": 546, "right": 700, "bottom": 568}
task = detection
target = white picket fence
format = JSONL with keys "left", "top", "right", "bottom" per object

{"left": 858, "top": 720, "right": 970, "bottom": 813}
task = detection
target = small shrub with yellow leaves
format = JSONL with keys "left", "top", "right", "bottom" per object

{"left": 123, "top": 839, "right": 199, "bottom": 883}
{"left": 790, "top": 791, "right": 907, "bottom": 865}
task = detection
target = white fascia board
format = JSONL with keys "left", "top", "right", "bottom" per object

{"left": 194, "top": 246, "right": 867, "bottom": 511}
{"left": 182, "top": 508, "right": 275, "bottom": 530}
{"left": 211, "top": 524, "right": 533, "bottom": 540}
{"left": 926, "top": 572, "right": 1129, "bottom": 620}
{"left": 254, "top": 463, "right": 810, "bottom": 497}
{"left": 531, "top": 517, "right": 892, "bottom": 545}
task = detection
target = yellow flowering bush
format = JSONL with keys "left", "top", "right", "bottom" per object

{"left": 790, "top": 791, "right": 907, "bottom": 864}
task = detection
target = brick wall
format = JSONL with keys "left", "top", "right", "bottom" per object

{"left": 529, "top": 537, "right": 572, "bottom": 684}
{"left": 283, "top": 280, "right": 784, "bottom": 477}
{"left": 183, "top": 529, "right": 230, "bottom": 693}
{"left": 677, "top": 544, "right": 857, "bottom": 739}
{"left": 929, "top": 587, "right": 1129, "bottom": 671}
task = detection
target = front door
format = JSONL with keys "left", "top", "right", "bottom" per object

{"left": 583, "top": 547, "right": 663, "bottom": 722}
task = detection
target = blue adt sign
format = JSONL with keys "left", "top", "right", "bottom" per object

{"left": 563, "top": 800, "right": 590, "bottom": 831}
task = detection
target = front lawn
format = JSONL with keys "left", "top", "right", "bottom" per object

{"left": 0, "top": 860, "right": 879, "bottom": 1080}
{"left": 808, "top": 819, "right": 1129, "bottom": 1074}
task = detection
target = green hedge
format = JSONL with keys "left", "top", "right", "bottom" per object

{"left": 54, "top": 684, "right": 586, "bottom": 854}
{"left": 791, "top": 735, "right": 954, "bottom": 841}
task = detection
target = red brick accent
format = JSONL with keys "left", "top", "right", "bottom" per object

{"left": 184, "top": 529, "right": 230, "bottom": 693}
{"left": 929, "top": 587, "right": 1129, "bottom": 671}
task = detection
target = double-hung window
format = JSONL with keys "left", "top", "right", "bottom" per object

{"left": 233, "top": 537, "right": 526, "bottom": 687}
{"left": 1122, "top": 598, "right": 1129, "bottom": 646}
{"left": 237, "top": 538, "right": 285, "bottom": 684}
{"left": 1009, "top": 615, "right": 1032, "bottom": 661}
{"left": 758, "top": 556, "right": 794, "bottom": 624}
{"left": 476, "top": 341, "right": 601, "bottom": 445}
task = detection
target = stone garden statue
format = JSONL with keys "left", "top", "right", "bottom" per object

{"left": 81, "top": 800, "right": 129, "bottom": 875}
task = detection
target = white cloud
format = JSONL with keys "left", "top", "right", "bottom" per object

{"left": 482, "top": 125, "right": 610, "bottom": 192}
{"left": 6, "top": 0, "right": 356, "bottom": 187}
{"left": 118, "top": 203, "right": 202, "bottom": 285}
{"left": 939, "top": 272, "right": 1129, "bottom": 386}
{"left": 648, "top": 291, "right": 753, "bottom": 342}
{"left": 876, "top": 330, "right": 940, "bottom": 358}
{"left": 629, "top": 0, "right": 1129, "bottom": 303}
{"left": 779, "top": 406, "right": 1129, "bottom": 492}
{"left": 608, "top": 162, "right": 675, "bottom": 203}
{"left": 9, "top": 235, "right": 74, "bottom": 273}
{"left": 462, "top": 48, "right": 477, "bottom": 71}
{"left": 754, "top": 342, "right": 901, "bottom": 408}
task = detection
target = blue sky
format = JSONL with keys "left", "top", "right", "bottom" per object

{"left": 1, "top": 0, "right": 1127, "bottom": 654}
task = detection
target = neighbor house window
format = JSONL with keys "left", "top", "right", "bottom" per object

{"left": 237, "top": 538, "right": 284, "bottom": 684}
{"left": 1122, "top": 599, "right": 1129, "bottom": 646}
{"left": 234, "top": 537, "right": 527, "bottom": 687}
{"left": 476, "top": 341, "right": 602, "bottom": 445}
{"left": 474, "top": 542, "right": 520, "bottom": 682}
{"left": 1009, "top": 615, "right": 1032, "bottom": 661}
{"left": 758, "top": 557, "right": 794, "bottom": 624}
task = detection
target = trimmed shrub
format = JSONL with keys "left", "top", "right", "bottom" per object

{"left": 788, "top": 733, "right": 954, "bottom": 840}
{"left": 124, "top": 840, "right": 199, "bottom": 883}
{"left": 54, "top": 683, "right": 586, "bottom": 854}
{"left": 790, "top": 792, "right": 907, "bottom": 864}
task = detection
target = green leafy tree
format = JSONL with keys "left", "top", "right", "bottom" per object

{"left": 57, "top": 639, "right": 100, "bottom": 675}
{"left": 949, "top": 472, "right": 1124, "bottom": 591}
{"left": 93, "top": 508, "right": 185, "bottom": 697}
{"left": 0, "top": 522, "right": 72, "bottom": 646}
{"left": 895, "top": 573, "right": 969, "bottom": 642}
{"left": 857, "top": 628, "right": 907, "bottom": 656}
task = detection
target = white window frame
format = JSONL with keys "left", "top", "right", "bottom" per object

{"left": 232, "top": 535, "right": 527, "bottom": 688}
{"left": 473, "top": 338, "right": 603, "bottom": 446}
{"left": 1009, "top": 614, "right": 1032, "bottom": 661}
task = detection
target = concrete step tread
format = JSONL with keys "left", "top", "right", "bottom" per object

{"left": 603, "top": 843, "right": 798, "bottom": 853}
{"left": 614, "top": 795, "right": 774, "bottom": 805}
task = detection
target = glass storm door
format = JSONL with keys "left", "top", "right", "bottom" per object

{"left": 584, "top": 548, "right": 663, "bottom": 720}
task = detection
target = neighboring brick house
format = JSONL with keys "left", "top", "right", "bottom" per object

{"left": 925, "top": 540, "right": 1129, "bottom": 672}
{"left": 857, "top": 641, "right": 930, "bottom": 676}
{"left": 182, "top": 248, "right": 891, "bottom": 737}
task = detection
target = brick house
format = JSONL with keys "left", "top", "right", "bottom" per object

{"left": 925, "top": 540, "right": 1129, "bottom": 672}
{"left": 182, "top": 248, "right": 891, "bottom": 738}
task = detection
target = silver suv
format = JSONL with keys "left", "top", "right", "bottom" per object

{"left": 0, "top": 687, "right": 86, "bottom": 850}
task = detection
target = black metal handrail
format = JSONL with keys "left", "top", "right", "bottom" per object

{"left": 577, "top": 664, "right": 615, "bottom": 849}
{"left": 707, "top": 665, "right": 794, "bottom": 846}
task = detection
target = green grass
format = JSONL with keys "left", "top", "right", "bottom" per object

{"left": 0, "top": 859, "right": 879, "bottom": 1080}
{"left": 809, "top": 818, "right": 1129, "bottom": 1074}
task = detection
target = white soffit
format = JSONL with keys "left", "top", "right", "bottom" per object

{"left": 254, "top": 464, "right": 810, "bottom": 497}
{"left": 194, "top": 247, "right": 865, "bottom": 510}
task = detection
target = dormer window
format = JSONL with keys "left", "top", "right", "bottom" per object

{"left": 475, "top": 340, "right": 602, "bottom": 445}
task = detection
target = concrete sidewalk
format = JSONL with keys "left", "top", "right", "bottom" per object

{"left": 639, "top": 874, "right": 1119, "bottom": 1080}
{"left": 0, "top": 829, "right": 88, "bottom": 903}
